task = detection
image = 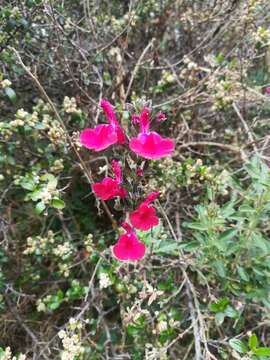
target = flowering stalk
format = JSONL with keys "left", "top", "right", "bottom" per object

{"left": 80, "top": 99, "right": 174, "bottom": 261}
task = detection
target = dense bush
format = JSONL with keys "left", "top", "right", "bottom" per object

{"left": 1, "top": 0, "right": 270, "bottom": 359}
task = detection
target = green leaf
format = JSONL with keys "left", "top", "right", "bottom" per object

{"left": 40, "top": 173, "right": 57, "bottom": 189}
{"left": 237, "top": 266, "right": 249, "bottom": 282}
{"left": 210, "top": 298, "right": 229, "bottom": 312}
{"left": 251, "top": 232, "right": 269, "bottom": 253}
{"left": 30, "top": 189, "right": 44, "bottom": 201}
{"left": 51, "top": 198, "right": 65, "bottom": 209}
{"left": 213, "top": 260, "right": 226, "bottom": 278}
{"left": 4, "top": 87, "right": 16, "bottom": 103}
{"left": 48, "top": 301, "right": 61, "bottom": 311}
{"left": 57, "top": 289, "right": 64, "bottom": 300}
{"left": 224, "top": 305, "right": 238, "bottom": 319}
{"left": 218, "top": 228, "right": 238, "bottom": 242}
{"left": 239, "top": 204, "right": 256, "bottom": 214}
{"left": 35, "top": 201, "right": 46, "bottom": 214}
{"left": 215, "top": 312, "right": 225, "bottom": 326}
{"left": 183, "top": 222, "right": 208, "bottom": 231}
{"left": 249, "top": 334, "right": 258, "bottom": 351}
{"left": 229, "top": 339, "right": 248, "bottom": 354}
{"left": 20, "top": 179, "right": 36, "bottom": 191}
{"left": 254, "top": 347, "right": 270, "bottom": 356}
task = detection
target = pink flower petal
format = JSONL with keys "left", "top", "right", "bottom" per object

{"left": 100, "top": 99, "right": 126, "bottom": 144}
{"left": 131, "top": 114, "right": 140, "bottom": 124}
{"left": 112, "top": 232, "right": 146, "bottom": 261}
{"left": 136, "top": 168, "right": 144, "bottom": 177}
{"left": 80, "top": 124, "right": 117, "bottom": 151}
{"left": 92, "top": 178, "right": 126, "bottom": 200}
{"left": 100, "top": 99, "right": 118, "bottom": 125}
{"left": 111, "top": 160, "right": 122, "bottom": 183}
{"left": 80, "top": 99, "right": 125, "bottom": 152}
{"left": 139, "top": 107, "right": 151, "bottom": 133}
{"left": 144, "top": 192, "right": 160, "bottom": 205}
{"left": 130, "top": 204, "right": 159, "bottom": 231}
{"left": 116, "top": 126, "right": 126, "bottom": 144}
{"left": 129, "top": 132, "right": 174, "bottom": 160}
{"left": 156, "top": 112, "right": 167, "bottom": 122}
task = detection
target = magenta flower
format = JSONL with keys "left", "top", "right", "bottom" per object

{"left": 92, "top": 160, "right": 127, "bottom": 200}
{"left": 265, "top": 87, "right": 270, "bottom": 95}
{"left": 129, "top": 107, "right": 175, "bottom": 160}
{"left": 130, "top": 192, "right": 160, "bottom": 231}
{"left": 136, "top": 167, "right": 144, "bottom": 177}
{"left": 156, "top": 112, "right": 167, "bottom": 122}
{"left": 112, "top": 223, "right": 146, "bottom": 261}
{"left": 80, "top": 99, "right": 125, "bottom": 151}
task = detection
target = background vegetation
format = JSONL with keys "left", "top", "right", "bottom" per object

{"left": 1, "top": 0, "right": 270, "bottom": 359}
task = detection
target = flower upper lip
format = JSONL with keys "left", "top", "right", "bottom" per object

{"left": 80, "top": 99, "right": 125, "bottom": 151}
{"left": 129, "top": 107, "right": 175, "bottom": 160}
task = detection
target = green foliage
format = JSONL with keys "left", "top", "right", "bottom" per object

{"left": 210, "top": 298, "right": 239, "bottom": 325}
{"left": 182, "top": 156, "right": 270, "bottom": 306}
{"left": 229, "top": 334, "right": 270, "bottom": 359}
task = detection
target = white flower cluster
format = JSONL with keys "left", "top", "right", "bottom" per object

{"left": 108, "top": 47, "right": 123, "bottom": 64}
{"left": 24, "top": 230, "right": 73, "bottom": 277}
{"left": 39, "top": 187, "right": 54, "bottom": 204}
{"left": 36, "top": 298, "right": 47, "bottom": 312}
{"left": 9, "top": 109, "right": 28, "bottom": 128}
{"left": 41, "top": 114, "right": 51, "bottom": 128}
{"left": 9, "top": 109, "right": 40, "bottom": 128}
{"left": 48, "top": 121, "right": 66, "bottom": 146}
{"left": 0, "top": 121, "right": 12, "bottom": 140}
{"left": 24, "top": 230, "right": 55, "bottom": 255}
{"left": 71, "top": 131, "right": 82, "bottom": 150}
{"left": 254, "top": 26, "right": 270, "bottom": 44}
{"left": 152, "top": 316, "right": 180, "bottom": 335}
{"left": 99, "top": 272, "right": 112, "bottom": 289}
{"left": 1, "top": 79, "right": 12, "bottom": 89}
{"left": 51, "top": 159, "right": 64, "bottom": 174}
{"left": 158, "top": 70, "right": 175, "bottom": 87}
{"left": 9, "top": 109, "right": 38, "bottom": 128}
{"left": 180, "top": 56, "right": 201, "bottom": 83}
{"left": 0, "top": 347, "right": 26, "bottom": 360}
{"left": 156, "top": 320, "right": 168, "bottom": 333}
{"left": 53, "top": 242, "right": 73, "bottom": 259}
{"left": 63, "top": 96, "right": 81, "bottom": 114}
{"left": 58, "top": 263, "right": 70, "bottom": 278}
{"left": 84, "top": 233, "right": 93, "bottom": 253}
{"left": 58, "top": 318, "right": 84, "bottom": 360}
{"left": 145, "top": 343, "right": 167, "bottom": 360}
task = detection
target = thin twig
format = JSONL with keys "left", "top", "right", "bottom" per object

{"left": 232, "top": 102, "right": 258, "bottom": 154}
{"left": 124, "top": 39, "right": 155, "bottom": 103}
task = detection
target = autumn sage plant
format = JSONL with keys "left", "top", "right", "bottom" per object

{"left": 80, "top": 99, "right": 175, "bottom": 261}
